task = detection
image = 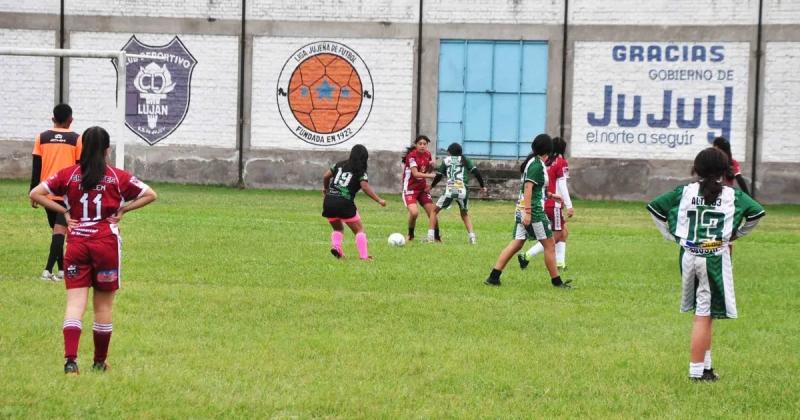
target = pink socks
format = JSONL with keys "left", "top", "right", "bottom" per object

{"left": 355, "top": 232, "right": 369, "bottom": 260}
{"left": 331, "top": 231, "right": 344, "bottom": 253}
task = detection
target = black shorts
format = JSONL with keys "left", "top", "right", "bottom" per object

{"left": 45, "top": 200, "right": 67, "bottom": 229}
{"left": 322, "top": 195, "right": 357, "bottom": 219}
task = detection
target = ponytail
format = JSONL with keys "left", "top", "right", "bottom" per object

{"left": 79, "top": 126, "right": 110, "bottom": 191}
{"left": 692, "top": 147, "right": 729, "bottom": 205}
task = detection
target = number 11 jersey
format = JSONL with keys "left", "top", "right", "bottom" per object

{"left": 42, "top": 165, "right": 150, "bottom": 240}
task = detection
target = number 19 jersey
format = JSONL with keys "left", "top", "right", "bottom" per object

{"left": 327, "top": 161, "right": 367, "bottom": 201}
{"left": 647, "top": 182, "right": 764, "bottom": 256}
{"left": 42, "top": 165, "right": 150, "bottom": 240}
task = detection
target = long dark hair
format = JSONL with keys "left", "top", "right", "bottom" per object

{"left": 546, "top": 136, "right": 567, "bottom": 166}
{"left": 402, "top": 135, "right": 430, "bottom": 164}
{"left": 346, "top": 144, "right": 369, "bottom": 175}
{"left": 692, "top": 147, "right": 729, "bottom": 204}
{"left": 447, "top": 142, "right": 463, "bottom": 165}
{"left": 520, "top": 134, "right": 552, "bottom": 173}
{"left": 79, "top": 126, "right": 110, "bottom": 191}
{"left": 712, "top": 136, "right": 735, "bottom": 180}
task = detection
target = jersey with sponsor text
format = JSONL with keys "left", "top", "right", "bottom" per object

{"left": 436, "top": 156, "right": 476, "bottom": 199}
{"left": 403, "top": 149, "right": 432, "bottom": 192}
{"left": 33, "top": 128, "right": 82, "bottom": 200}
{"left": 326, "top": 161, "right": 368, "bottom": 201}
{"left": 545, "top": 155, "right": 569, "bottom": 209}
{"left": 647, "top": 182, "right": 764, "bottom": 256}
{"left": 43, "top": 165, "right": 149, "bottom": 240}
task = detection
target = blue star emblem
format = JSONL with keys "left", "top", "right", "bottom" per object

{"left": 300, "top": 86, "right": 309, "bottom": 97}
{"left": 316, "top": 79, "right": 334, "bottom": 100}
{"left": 341, "top": 87, "right": 350, "bottom": 97}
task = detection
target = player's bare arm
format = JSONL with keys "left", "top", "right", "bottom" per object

{"left": 110, "top": 189, "right": 158, "bottom": 224}
{"left": 360, "top": 180, "right": 386, "bottom": 207}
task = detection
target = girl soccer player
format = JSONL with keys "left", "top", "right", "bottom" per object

{"left": 322, "top": 144, "right": 386, "bottom": 260}
{"left": 712, "top": 136, "right": 750, "bottom": 195}
{"left": 401, "top": 135, "right": 437, "bottom": 241}
{"left": 30, "top": 126, "right": 157, "bottom": 374}
{"left": 647, "top": 147, "right": 765, "bottom": 381}
{"left": 484, "top": 134, "right": 568, "bottom": 288}
{"left": 518, "top": 137, "right": 574, "bottom": 270}
{"left": 428, "top": 142, "right": 487, "bottom": 244}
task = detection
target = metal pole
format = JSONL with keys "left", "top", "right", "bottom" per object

{"left": 116, "top": 51, "right": 126, "bottom": 169}
{"left": 750, "top": 0, "right": 764, "bottom": 198}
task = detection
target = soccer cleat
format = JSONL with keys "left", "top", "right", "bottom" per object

{"left": 552, "top": 280, "right": 573, "bottom": 289}
{"left": 64, "top": 359, "right": 79, "bottom": 375}
{"left": 517, "top": 254, "right": 529, "bottom": 270}
{"left": 691, "top": 369, "right": 720, "bottom": 382}
{"left": 330, "top": 248, "right": 343, "bottom": 259}
{"left": 92, "top": 361, "right": 109, "bottom": 372}
{"left": 41, "top": 270, "right": 55, "bottom": 281}
{"left": 54, "top": 270, "right": 65, "bottom": 281}
{"left": 468, "top": 237, "right": 476, "bottom": 245}
{"left": 484, "top": 277, "right": 501, "bottom": 286}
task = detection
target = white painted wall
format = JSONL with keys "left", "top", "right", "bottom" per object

{"left": 570, "top": 0, "right": 758, "bottom": 26}
{"left": 0, "top": 29, "right": 57, "bottom": 141}
{"left": 764, "top": 0, "right": 800, "bottom": 24}
{"left": 251, "top": 37, "right": 414, "bottom": 151}
{"left": 65, "top": 0, "right": 241, "bottom": 19}
{"left": 247, "top": 0, "right": 418, "bottom": 22}
{"left": 571, "top": 42, "right": 750, "bottom": 161}
{"left": 69, "top": 32, "right": 239, "bottom": 148}
{"left": 0, "top": 0, "right": 59, "bottom": 14}
{"left": 762, "top": 42, "right": 800, "bottom": 163}
{"left": 424, "top": 0, "right": 563, "bottom": 24}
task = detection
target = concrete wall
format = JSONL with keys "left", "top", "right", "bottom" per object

{"left": 1, "top": 0, "right": 799, "bottom": 203}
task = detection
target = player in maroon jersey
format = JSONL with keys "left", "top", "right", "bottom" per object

{"left": 518, "top": 137, "right": 574, "bottom": 270}
{"left": 712, "top": 137, "right": 750, "bottom": 195}
{"left": 401, "top": 135, "right": 437, "bottom": 241}
{"left": 29, "top": 126, "right": 157, "bottom": 375}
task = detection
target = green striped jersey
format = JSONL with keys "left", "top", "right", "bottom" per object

{"left": 437, "top": 156, "right": 475, "bottom": 197}
{"left": 647, "top": 182, "right": 765, "bottom": 256}
{"left": 516, "top": 156, "right": 548, "bottom": 218}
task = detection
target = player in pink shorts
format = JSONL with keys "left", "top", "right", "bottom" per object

{"left": 322, "top": 144, "right": 386, "bottom": 260}
{"left": 401, "top": 135, "right": 437, "bottom": 241}
{"left": 30, "top": 126, "right": 157, "bottom": 375}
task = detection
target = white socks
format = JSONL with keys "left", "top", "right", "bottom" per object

{"left": 525, "top": 242, "right": 544, "bottom": 258}
{"left": 689, "top": 362, "right": 705, "bottom": 378}
{"left": 427, "top": 229, "right": 435, "bottom": 240}
{"left": 555, "top": 242, "right": 566, "bottom": 266}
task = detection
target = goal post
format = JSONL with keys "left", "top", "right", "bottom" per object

{"left": 0, "top": 47, "right": 161, "bottom": 170}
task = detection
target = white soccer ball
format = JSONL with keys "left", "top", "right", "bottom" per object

{"left": 388, "top": 233, "right": 406, "bottom": 247}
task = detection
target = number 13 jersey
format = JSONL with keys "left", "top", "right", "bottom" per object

{"left": 647, "top": 182, "right": 764, "bottom": 256}
{"left": 42, "top": 165, "right": 150, "bottom": 240}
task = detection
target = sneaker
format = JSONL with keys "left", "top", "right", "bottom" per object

{"left": 64, "top": 359, "right": 79, "bottom": 375}
{"left": 517, "top": 254, "right": 529, "bottom": 270}
{"left": 468, "top": 237, "right": 476, "bottom": 245}
{"left": 691, "top": 369, "right": 720, "bottom": 382}
{"left": 330, "top": 248, "right": 343, "bottom": 259}
{"left": 552, "top": 280, "right": 572, "bottom": 289}
{"left": 422, "top": 236, "right": 436, "bottom": 243}
{"left": 41, "top": 270, "right": 55, "bottom": 281}
{"left": 92, "top": 361, "right": 109, "bottom": 372}
{"left": 484, "top": 277, "right": 501, "bottom": 286}
{"left": 54, "top": 271, "right": 65, "bottom": 281}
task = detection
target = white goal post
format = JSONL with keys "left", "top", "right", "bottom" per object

{"left": 0, "top": 47, "right": 162, "bottom": 170}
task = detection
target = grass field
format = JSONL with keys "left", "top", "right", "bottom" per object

{"left": 1, "top": 179, "right": 799, "bottom": 418}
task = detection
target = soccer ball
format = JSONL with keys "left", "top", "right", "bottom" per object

{"left": 287, "top": 53, "right": 363, "bottom": 133}
{"left": 387, "top": 233, "right": 406, "bottom": 247}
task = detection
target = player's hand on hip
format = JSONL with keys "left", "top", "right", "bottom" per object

{"left": 65, "top": 213, "right": 78, "bottom": 231}
{"left": 107, "top": 211, "right": 123, "bottom": 224}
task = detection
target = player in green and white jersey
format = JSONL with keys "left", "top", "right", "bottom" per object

{"left": 647, "top": 147, "right": 765, "bottom": 381}
{"left": 484, "top": 134, "right": 568, "bottom": 288}
{"left": 427, "top": 143, "right": 487, "bottom": 244}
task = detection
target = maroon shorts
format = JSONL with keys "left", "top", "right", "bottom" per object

{"left": 403, "top": 189, "right": 433, "bottom": 207}
{"left": 545, "top": 206, "right": 566, "bottom": 231}
{"left": 64, "top": 235, "right": 121, "bottom": 291}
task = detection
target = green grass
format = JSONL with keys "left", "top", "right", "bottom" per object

{"left": 1, "top": 179, "right": 799, "bottom": 418}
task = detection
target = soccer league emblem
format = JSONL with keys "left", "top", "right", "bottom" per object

{"left": 277, "top": 41, "right": 374, "bottom": 146}
{"left": 120, "top": 35, "right": 197, "bottom": 145}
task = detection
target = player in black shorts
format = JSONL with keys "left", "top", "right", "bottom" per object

{"left": 322, "top": 144, "right": 386, "bottom": 260}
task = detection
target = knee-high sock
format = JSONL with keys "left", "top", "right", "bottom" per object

{"left": 331, "top": 231, "right": 344, "bottom": 251}
{"left": 93, "top": 322, "right": 113, "bottom": 363}
{"left": 63, "top": 319, "right": 82, "bottom": 359}
{"left": 555, "top": 242, "right": 566, "bottom": 266}
{"left": 525, "top": 242, "right": 544, "bottom": 259}
{"left": 46, "top": 234, "right": 65, "bottom": 272}
{"left": 355, "top": 232, "right": 369, "bottom": 260}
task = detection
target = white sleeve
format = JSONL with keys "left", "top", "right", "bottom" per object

{"left": 735, "top": 217, "right": 762, "bottom": 238}
{"left": 650, "top": 214, "right": 675, "bottom": 242}
{"left": 556, "top": 177, "right": 572, "bottom": 209}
